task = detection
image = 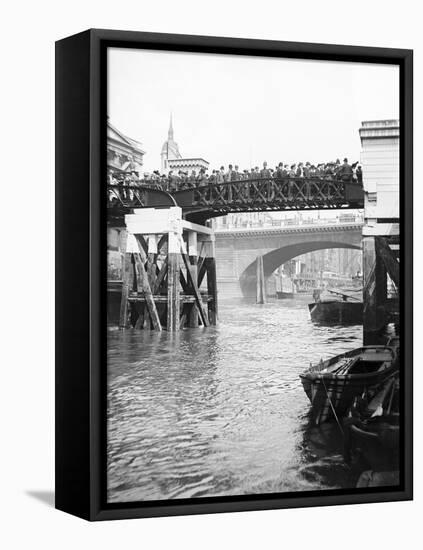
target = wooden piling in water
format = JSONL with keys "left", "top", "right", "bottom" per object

{"left": 205, "top": 238, "right": 218, "bottom": 325}
{"left": 167, "top": 252, "right": 180, "bottom": 331}
{"left": 133, "top": 246, "right": 162, "bottom": 332}
{"left": 167, "top": 229, "right": 180, "bottom": 331}
{"left": 256, "top": 255, "right": 266, "bottom": 304}
{"left": 119, "top": 230, "right": 130, "bottom": 329}
{"left": 188, "top": 231, "right": 199, "bottom": 328}
{"left": 117, "top": 206, "right": 216, "bottom": 332}
{"left": 363, "top": 236, "right": 392, "bottom": 345}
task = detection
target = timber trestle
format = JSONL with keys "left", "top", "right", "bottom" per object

{"left": 118, "top": 206, "right": 217, "bottom": 332}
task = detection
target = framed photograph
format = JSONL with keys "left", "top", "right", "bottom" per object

{"left": 55, "top": 29, "right": 413, "bottom": 521}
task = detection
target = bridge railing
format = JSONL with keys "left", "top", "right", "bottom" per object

{"left": 181, "top": 177, "right": 363, "bottom": 210}
{"left": 107, "top": 183, "right": 160, "bottom": 208}
{"left": 107, "top": 177, "right": 364, "bottom": 212}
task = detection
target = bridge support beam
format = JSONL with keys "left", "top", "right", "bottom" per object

{"left": 118, "top": 207, "right": 217, "bottom": 331}
{"left": 188, "top": 231, "right": 199, "bottom": 328}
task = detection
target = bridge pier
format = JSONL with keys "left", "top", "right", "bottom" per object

{"left": 118, "top": 207, "right": 217, "bottom": 331}
{"left": 256, "top": 255, "right": 266, "bottom": 304}
{"left": 363, "top": 235, "right": 399, "bottom": 345}
{"left": 360, "top": 119, "right": 400, "bottom": 345}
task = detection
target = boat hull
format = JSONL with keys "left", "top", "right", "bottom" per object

{"left": 349, "top": 417, "right": 400, "bottom": 471}
{"left": 276, "top": 291, "right": 296, "bottom": 299}
{"left": 308, "top": 300, "right": 363, "bottom": 324}
{"left": 300, "top": 346, "right": 397, "bottom": 425}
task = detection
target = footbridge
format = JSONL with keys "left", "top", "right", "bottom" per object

{"left": 107, "top": 178, "right": 364, "bottom": 330}
{"left": 107, "top": 177, "right": 364, "bottom": 225}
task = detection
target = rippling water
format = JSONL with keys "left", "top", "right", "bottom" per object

{"left": 107, "top": 298, "right": 362, "bottom": 502}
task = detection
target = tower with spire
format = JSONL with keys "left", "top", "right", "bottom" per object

{"left": 161, "top": 114, "right": 182, "bottom": 172}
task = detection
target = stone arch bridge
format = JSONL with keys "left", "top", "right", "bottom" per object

{"left": 215, "top": 222, "right": 363, "bottom": 298}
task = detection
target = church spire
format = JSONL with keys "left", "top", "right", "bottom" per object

{"left": 168, "top": 113, "right": 174, "bottom": 141}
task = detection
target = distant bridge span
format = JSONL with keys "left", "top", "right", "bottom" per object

{"left": 107, "top": 178, "right": 364, "bottom": 225}
{"left": 214, "top": 222, "right": 363, "bottom": 298}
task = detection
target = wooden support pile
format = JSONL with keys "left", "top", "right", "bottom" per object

{"left": 256, "top": 255, "right": 266, "bottom": 304}
{"left": 119, "top": 229, "right": 218, "bottom": 332}
{"left": 363, "top": 235, "right": 399, "bottom": 345}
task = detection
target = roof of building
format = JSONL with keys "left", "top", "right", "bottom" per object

{"left": 107, "top": 120, "right": 145, "bottom": 155}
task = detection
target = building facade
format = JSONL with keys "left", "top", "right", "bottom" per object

{"left": 107, "top": 120, "right": 145, "bottom": 177}
{"left": 359, "top": 119, "right": 399, "bottom": 232}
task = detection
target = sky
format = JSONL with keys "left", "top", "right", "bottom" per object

{"left": 108, "top": 48, "right": 399, "bottom": 175}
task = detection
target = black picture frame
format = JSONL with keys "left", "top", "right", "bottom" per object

{"left": 55, "top": 28, "right": 413, "bottom": 521}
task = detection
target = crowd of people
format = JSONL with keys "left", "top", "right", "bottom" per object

{"left": 108, "top": 158, "right": 363, "bottom": 194}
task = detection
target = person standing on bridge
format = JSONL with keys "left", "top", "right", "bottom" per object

{"left": 260, "top": 161, "right": 272, "bottom": 179}
{"left": 208, "top": 170, "right": 217, "bottom": 184}
{"left": 337, "top": 158, "right": 353, "bottom": 182}
{"left": 196, "top": 168, "right": 206, "bottom": 186}
{"left": 303, "top": 162, "right": 311, "bottom": 178}
{"left": 225, "top": 164, "right": 234, "bottom": 182}
{"left": 275, "top": 162, "right": 285, "bottom": 179}
{"left": 224, "top": 165, "right": 233, "bottom": 201}
{"left": 216, "top": 166, "right": 225, "bottom": 184}
{"left": 296, "top": 162, "right": 304, "bottom": 178}
{"left": 260, "top": 161, "right": 274, "bottom": 201}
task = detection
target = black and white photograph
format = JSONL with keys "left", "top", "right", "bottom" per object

{"left": 106, "top": 46, "right": 402, "bottom": 504}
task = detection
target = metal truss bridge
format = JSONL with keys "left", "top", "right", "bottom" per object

{"left": 107, "top": 177, "right": 364, "bottom": 225}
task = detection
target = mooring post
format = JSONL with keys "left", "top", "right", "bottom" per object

{"left": 363, "top": 236, "right": 388, "bottom": 345}
{"left": 188, "top": 231, "right": 199, "bottom": 327}
{"left": 256, "top": 255, "right": 266, "bottom": 304}
{"left": 119, "top": 230, "right": 131, "bottom": 328}
{"left": 147, "top": 235, "right": 158, "bottom": 289}
{"left": 205, "top": 237, "right": 218, "bottom": 325}
{"left": 167, "top": 227, "right": 180, "bottom": 331}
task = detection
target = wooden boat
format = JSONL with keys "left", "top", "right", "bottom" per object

{"left": 308, "top": 300, "right": 362, "bottom": 324}
{"left": 276, "top": 290, "right": 296, "bottom": 299}
{"left": 308, "top": 288, "right": 363, "bottom": 324}
{"left": 299, "top": 346, "right": 397, "bottom": 425}
{"left": 344, "top": 376, "right": 400, "bottom": 471}
{"left": 276, "top": 276, "right": 296, "bottom": 299}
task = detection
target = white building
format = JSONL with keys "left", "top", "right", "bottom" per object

{"left": 359, "top": 119, "right": 399, "bottom": 236}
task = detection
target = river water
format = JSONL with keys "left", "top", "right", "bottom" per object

{"left": 107, "top": 297, "right": 362, "bottom": 503}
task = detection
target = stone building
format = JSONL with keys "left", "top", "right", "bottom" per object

{"left": 107, "top": 119, "right": 145, "bottom": 177}
{"left": 359, "top": 119, "right": 399, "bottom": 228}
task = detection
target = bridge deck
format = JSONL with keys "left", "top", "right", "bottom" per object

{"left": 107, "top": 177, "right": 364, "bottom": 224}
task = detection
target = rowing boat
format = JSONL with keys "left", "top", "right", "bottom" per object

{"left": 299, "top": 346, "right": 398, "bottom": 425}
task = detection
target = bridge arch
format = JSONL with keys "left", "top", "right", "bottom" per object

{"left": 239, "top": 241, "right": 361, "bottom": 297}
{"left": 214, "top": 224, "right": 363, "bottom": 299}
